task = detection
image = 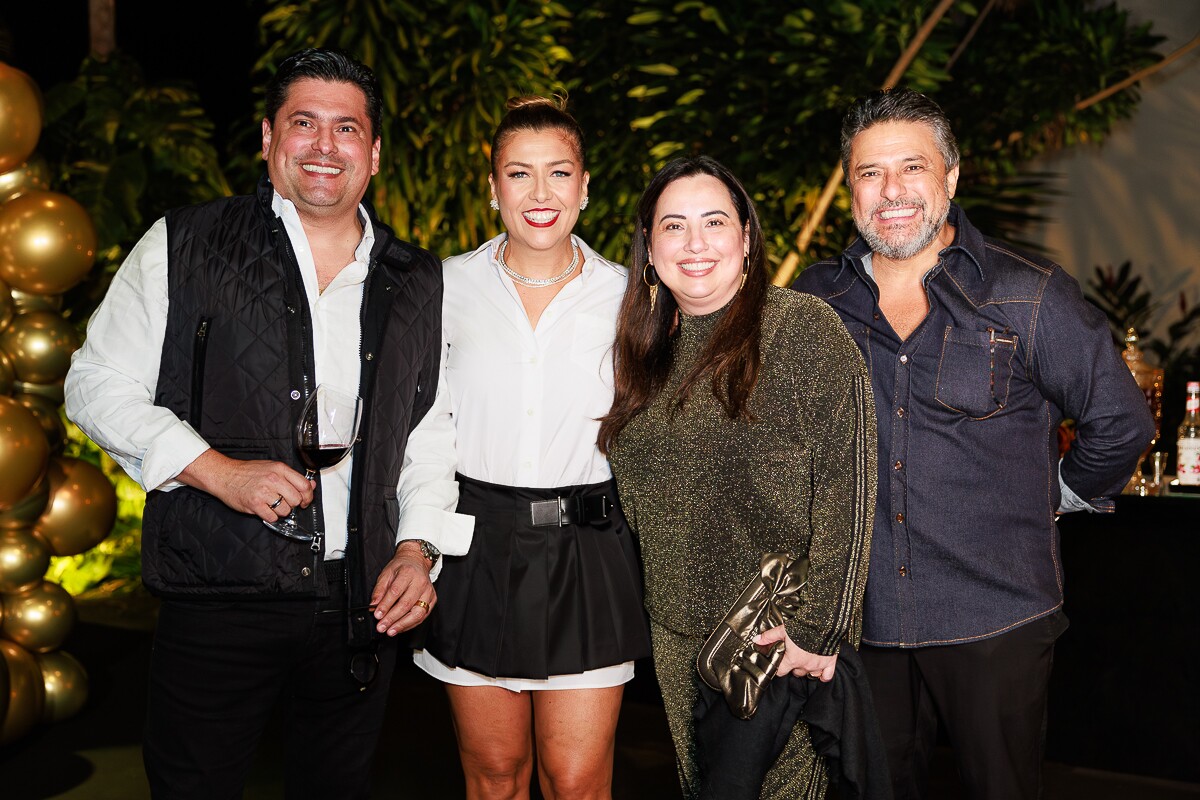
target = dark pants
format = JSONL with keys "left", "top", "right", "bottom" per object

{"left": 860, "top": 612, "right": 1068, "bottom": 800}
{"left": 143, "top": 565, "right": 398, "bottom": 800}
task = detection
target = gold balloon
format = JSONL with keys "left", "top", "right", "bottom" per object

{"left": 13, "top": 378, "right": 64, "bottom": 405}
{"left": 9, "top": 289, "right": 63, "bottom": 314}
{"left": 0, "top": 190, "right": 97, "bottom": 294}
{"left": 37, "top": 649, "right": 88, "bottom": 723}
{"left": 34, "top": 457, "right": 117, "bottom": 557}
{"left": 0, "top": 396, "right": 50, "bottom": 509}
{"left": 0, "top": 347, "right": 13, "bottom": 395}
{"left": 0, "top": 477, "right": 49, "bottom": 530}
{"left": 1, "top": 580, "right": 76, "bottom": 653}
{"left": 0, "top": 63, "right": 43, "bottom": 174}
{"left": 0, "top": 528, "right": 50, "bottom": 593}
{"left": 0, "top": 639, "right": 45, "bottom": 745}
{"left": 15, "top": 392, "right": 66, "bottom": 454}
{"left": 0, "top": 310, "right": 81, "bottom": 384}
{"left": 0, "top": 643, "right": 8, "bottom": 724}
{"left": 0, "top": 155, "right": 51, "bottom": 204}
{"left": 0, "top": 277, "right": 13, "bottom": 330}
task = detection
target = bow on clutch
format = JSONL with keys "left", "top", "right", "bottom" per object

{"left": 696, "top": 552, "right": 810, "bottom": 720}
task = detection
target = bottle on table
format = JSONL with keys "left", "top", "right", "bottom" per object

{"left": 1177, "top": 381, "right": 1200, "bottom": 493}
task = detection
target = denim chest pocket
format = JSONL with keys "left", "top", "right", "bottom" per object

{"left": 934, "top": 326, "right": 1018, "bottom": 419}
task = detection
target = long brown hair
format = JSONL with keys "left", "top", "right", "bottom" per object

{"left": 597, "top": 156, "right": 768, "bottom": 456}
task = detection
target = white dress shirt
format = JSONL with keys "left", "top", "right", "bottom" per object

{"left": 443, "top": 233, "right": 626, "bottom": 488}
{"left": 64, "top": 193, "right": 471, "bottom": 567}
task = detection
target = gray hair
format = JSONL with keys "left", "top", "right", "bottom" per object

{"left": 840, "top": 89, "right": 960, "bottom": 181}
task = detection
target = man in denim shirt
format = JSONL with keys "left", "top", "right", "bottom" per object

{"left": 793, "top": 89, "right": 1154, "bottom": 799}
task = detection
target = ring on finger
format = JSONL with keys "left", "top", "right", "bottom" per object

{"left": 269, "top": 494, "right": 284, "bottom": 510}
{"left": 414, "top": 599, "right": 429, "bottom": 611}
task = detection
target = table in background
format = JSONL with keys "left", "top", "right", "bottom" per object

{"left": 1049, "top": 494, "right": 1200, "bottom": 782}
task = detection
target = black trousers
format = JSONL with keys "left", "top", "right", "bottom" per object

{"left": 860, "top": 612, "right": 1068, "bottom": 800}
{"left": 143, "top": 566, "right": 398, "bottom": 800}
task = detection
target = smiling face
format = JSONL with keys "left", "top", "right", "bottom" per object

{"left": 648, "top": 174, "right": 749, "bottom": 316}
{"left": 489, "top": 129, "right": 588, "bottom": 260}
{"left": 261, "top": 77, "right": 380, "bottom": 225}
{"left": 848, "top": 120, "right": 959, "bottom": 265}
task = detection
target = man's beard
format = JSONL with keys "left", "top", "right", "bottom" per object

{"left": 854, "top": 185, "right": 951, "bottom": 261}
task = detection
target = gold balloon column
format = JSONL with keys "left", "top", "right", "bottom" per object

{"left": 0, "top": 60, "right": 112, "bottom": 744}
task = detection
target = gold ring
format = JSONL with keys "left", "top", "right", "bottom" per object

{"left": 808, "top": 672, "right": 821, "bottom": 679}
{"left": 414, "top": 599, "right": 429, "bottom": 611}
{"left": 269, "top": 495, "right": 284, "bottom": 510}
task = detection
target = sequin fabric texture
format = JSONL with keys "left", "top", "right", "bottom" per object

{"left": 609, "top": 286, "right": 878, "bottom": 799}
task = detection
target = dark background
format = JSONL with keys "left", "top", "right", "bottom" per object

{"left": 1, "top": 0, "right": 259, "bottom": 152}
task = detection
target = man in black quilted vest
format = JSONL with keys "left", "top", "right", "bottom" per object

{"left": 64, "top": 48, "right": 472, "bottom": 799}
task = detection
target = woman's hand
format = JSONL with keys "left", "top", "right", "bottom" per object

{"left": 754, "top": 625, "right": 838, "bottom": 681}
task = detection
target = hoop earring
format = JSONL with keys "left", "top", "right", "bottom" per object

{"left": 489, "top": 198, "right": 499, "bottom": 211}
{"left": 740, "top": 255, "right": 749, "bottom": 291}
{"left": 643, "top": 262, "right": 660, "bottom": 313}
{"left": 580, "top": 196, "right": 589, "bottom": 211}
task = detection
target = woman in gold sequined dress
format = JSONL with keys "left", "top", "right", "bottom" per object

{"left": 599, "top": 156, "right": 878, "bottom": 799}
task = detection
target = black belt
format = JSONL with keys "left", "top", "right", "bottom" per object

{"left": 529, "top": 494, "right": 612, "bottom": 527}
{"left": 323, "top": 558, "right": 346, "bottom": 583}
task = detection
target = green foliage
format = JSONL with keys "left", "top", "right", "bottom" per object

{"left": 37, "top": 53, "right": 232, "bottom": 321}
{"left": 248, "top": 0, "right": 573, "bottom": 253}
{"left": 242, "top": 0, "right": 1162, "bottom": 275}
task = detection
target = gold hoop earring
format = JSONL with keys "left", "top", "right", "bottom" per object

{"left": 643, "top": 262, "right": 660, "bottom": 313}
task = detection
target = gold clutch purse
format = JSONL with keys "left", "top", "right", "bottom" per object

{"left": 696, "top": 552, "right": 810, "bottom": 720}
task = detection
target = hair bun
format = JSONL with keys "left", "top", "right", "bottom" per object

{"left": 505, "top": 94, "right": 568, "bottom": 113}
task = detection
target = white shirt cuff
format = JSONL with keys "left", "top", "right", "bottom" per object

{"left": 396, "top": 506, "right": 474, "bottom": 582}
{"left": 1057, "top": 458, "right": 1099, "bottom": 513}
{"left": 141, "top": 425, "right": 212, "bottom": 493}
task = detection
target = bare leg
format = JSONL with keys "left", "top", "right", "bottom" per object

{"left": 532, "top": 686, "right": 624, "bottom": 800}
{"left": 446, "top": 684, "right": 535, "bottom": 800}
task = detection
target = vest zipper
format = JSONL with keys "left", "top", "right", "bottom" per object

{"left": 190, "top": 317, "right": 212, "bottom": 430}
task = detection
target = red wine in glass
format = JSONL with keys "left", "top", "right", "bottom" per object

{"left": 264, "top": 385, "right": 362, "bottom": 546}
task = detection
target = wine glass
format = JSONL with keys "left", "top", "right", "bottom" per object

{"left": 263, "top": 384, "right": 362, "bottom": 546}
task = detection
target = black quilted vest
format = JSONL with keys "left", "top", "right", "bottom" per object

{"left": 142, "top": 176, "right": 442, "bottom": 645}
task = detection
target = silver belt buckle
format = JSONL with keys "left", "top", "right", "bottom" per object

{"left": 530, "top": 498, "right": 566, "bottom": 527}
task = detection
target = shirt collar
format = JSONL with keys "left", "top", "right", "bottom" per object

{"left": 485, "top": 233, "right": 619, "bottom": 285}
{"left": 271, "top": 191, "right": 375, "bottom": 283}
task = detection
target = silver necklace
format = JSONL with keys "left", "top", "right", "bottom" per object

{"left": 497, "top": 237, "right": 580, "bottom": 288}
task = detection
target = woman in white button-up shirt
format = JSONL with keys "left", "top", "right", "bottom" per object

{"left": 413, "top": 96, "right": 651, "bottom": 799}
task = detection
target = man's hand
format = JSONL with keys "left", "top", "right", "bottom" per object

{"left": 177, "top": 449, "right": 315, "bottom": 521}
{"left": 370, "top": 540, "right": 436, "bottom": 637}
{"left": 755, "top": 625, "right": 839, "bottom": 682}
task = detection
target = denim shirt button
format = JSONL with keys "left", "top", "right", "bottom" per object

{"left": 899, "top": 565, "right": 908, "bottom": 577}
{"left": 896, "top": 512, "right": 905, "bottom": 523}
{"left": 896, "top": 407, "right": 905, "bottom": 417}
{"left": 900, "top": 354, "right": 909, "bottom": 364}
{"left": 894, "top": 460, "right": 903, "bottom": 470}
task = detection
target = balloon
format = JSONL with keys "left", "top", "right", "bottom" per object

{"left": 0, "top": 156, "right": 51, "bottom": 204}
{"left": 0, "top": 528, "right": 50, "bottom": 593}
{"left": 37, "top": 649, "right": 88, "bottom": 723}
{"left": 0, "top": 639, "right": 45, "bottom": 745}
{"left": 0, "top": 396, "right": 49, "bottom": 509}
{"left": 0, "top": 63, "right": 43, "bottom": 174}
{"left": 13, "top": 378, "right": 64, "bottom": 405}
{"left": 0, "top": 191, "right": 97, "bottom": 294}
{"left": 9, "top": 289, "right": 63, "bottom": 314}
{"left": 0, "top": 277, "right": 13, "bottom": 330}
{"left": 0, "top": 310, "right": 81, "bottom": 384}
{"left": 0, "top": 477, "right": 49, "bottom": 530}
{"left": 0, "top": 347, "right": 13, "bottom": 395}
{"left": 15, "top": 392, "right": 66, "bottom": 454}
{"left": 0, "top": 580, "right": 76, "bottom": 653}
{"left": 34, "top": 457, "right": 117, "bottom": 557}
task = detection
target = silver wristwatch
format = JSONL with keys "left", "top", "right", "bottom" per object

{"left": 402, "top": 538, "right": 441, "bottom": 567}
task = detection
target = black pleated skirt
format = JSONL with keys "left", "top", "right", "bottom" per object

{"left": 419, "top": 473, "right": 652, "bottom": 680}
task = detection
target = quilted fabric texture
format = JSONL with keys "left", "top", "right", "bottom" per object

{"left": 142, "top": 176, "right": 442, "bottom": 609}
